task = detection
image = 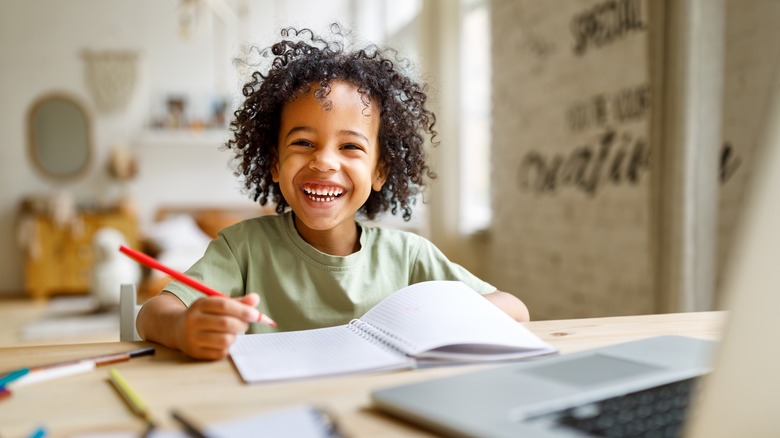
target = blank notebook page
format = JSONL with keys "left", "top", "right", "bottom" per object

{"left": 229, "top": 324, "right": 413, "bottom": 382}
{"left": 359, "top": 281, "right": 551, "bottom": 358}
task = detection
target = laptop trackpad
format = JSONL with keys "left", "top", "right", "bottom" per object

{"left": 524, "top": 354, "right": 663, "bottom": 387}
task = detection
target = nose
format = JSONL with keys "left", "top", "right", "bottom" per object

{"left": 309, "top": 147, "right": 339, "bottom": 172}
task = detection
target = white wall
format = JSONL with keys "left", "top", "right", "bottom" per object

{"left": 0, "top": 0, "right": 383, "bottom": 295}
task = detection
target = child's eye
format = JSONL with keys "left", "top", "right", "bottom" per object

{"left": 342, "top": 144, "right": 364, "bottom": 151}
{"left": 291, "top": 140, "right": 314, "bottom": 147}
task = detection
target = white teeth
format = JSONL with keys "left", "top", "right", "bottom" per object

{"left": 303, "top": 186, "right": 343, "bottom": 201}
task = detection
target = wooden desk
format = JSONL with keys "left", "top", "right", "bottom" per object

{"left": 0, "top": 311, "right": 725, "bottom": 438}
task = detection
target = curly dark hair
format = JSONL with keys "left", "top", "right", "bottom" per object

{"left": 225, "top": 24, "right": 437, "bottom": 221}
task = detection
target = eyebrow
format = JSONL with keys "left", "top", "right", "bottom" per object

{"left": 284, "top": 126, "right": 370, "bottom": 144}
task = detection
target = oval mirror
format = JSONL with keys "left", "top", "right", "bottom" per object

{"left": 27, "top": 93, "right": 92, "bottom": 181}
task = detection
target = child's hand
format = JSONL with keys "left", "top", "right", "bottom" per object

{"left": 176, "top": 293, "right": 261, "bottom": 360}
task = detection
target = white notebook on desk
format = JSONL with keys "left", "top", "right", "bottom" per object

{"left": 229, "top": 281, "right": 556, "bottom": 383}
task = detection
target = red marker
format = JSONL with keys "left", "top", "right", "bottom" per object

{"left": 119, "top": 245, "right": 276, "bottom": 327}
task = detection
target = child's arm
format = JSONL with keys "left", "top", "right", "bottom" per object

{"left": 483, "top": 290, "right": 530, "bottom": 322}
{"left": 135, "top": 291, "right": 260, "bottom": 360}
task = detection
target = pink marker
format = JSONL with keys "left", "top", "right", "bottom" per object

{"left": 119, "top": 245, "right": 277, "bottom": 327}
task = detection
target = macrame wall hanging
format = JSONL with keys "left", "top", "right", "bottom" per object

{"left": 82, "top": 50, "right": 139, "bottom": 113}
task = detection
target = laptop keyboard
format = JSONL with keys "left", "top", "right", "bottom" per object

{"left": 554, "top": 377, "right": 699, "bottom": 437}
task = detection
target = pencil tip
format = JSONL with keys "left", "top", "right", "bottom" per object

{"left": 261, "top": 315, "right": 277, "bottom": 327}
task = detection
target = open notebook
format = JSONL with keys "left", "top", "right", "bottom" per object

{"left": 229, "top": 281, "right": 556, "bottom": 383}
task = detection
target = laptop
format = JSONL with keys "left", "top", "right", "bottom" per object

{"left": 371, "top": 81, "right": 780, "bottom": 438}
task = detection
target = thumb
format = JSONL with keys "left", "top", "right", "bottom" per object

{"left": 239, "top": 292, "right": 261, "bottom": 308}
{"left": 234, "top": 292, "right": 261, "bottom": 321}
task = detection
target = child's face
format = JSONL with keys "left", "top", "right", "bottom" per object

{"left": 272, "top": 81, "right": 386, "bottom": 238}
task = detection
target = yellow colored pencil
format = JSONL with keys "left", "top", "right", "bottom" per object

{"left": 108, "top": 367, "right": 156, "bottom": 435}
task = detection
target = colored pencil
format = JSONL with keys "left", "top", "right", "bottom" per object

{"left": 118, "top": 244, "right": 276, "bottom": 327}
{"left": 1, "top": 347, "right": 155, "bottom": 389}
{"left": 108, "top": 367, "right": 156, "bottom": 436}
{"left": 0, "top": 368, "right": 29, "bottom": 387}
{"left": 171, "top": 409, "right": 211, "bottom": 438}
{"left": 9, "top": 361, "right": 95, "bottom": 389}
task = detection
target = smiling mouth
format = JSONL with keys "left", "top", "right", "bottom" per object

{"left": 302, "top": 185, "right": 345, "bottom": 202}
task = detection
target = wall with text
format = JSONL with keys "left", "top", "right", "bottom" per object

{"left": 486, "top": 0, "right": 778, "bottom": 319}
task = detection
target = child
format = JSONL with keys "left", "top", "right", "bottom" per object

{"left": 136, "top": 24, "right": 529, "bottom": 360}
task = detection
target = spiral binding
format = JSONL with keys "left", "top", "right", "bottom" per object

{"left": 346, "top": 319, "right": 413, "bottom": 357}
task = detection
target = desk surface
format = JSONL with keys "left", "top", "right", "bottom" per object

{"left": 0, "top": 311, "right": 725, "bottom": 438}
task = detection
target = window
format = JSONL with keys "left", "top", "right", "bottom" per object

{"left": 459, "top": 0, "right": 492, "bottom": 234}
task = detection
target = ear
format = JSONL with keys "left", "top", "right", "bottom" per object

{"left": 372, "top": 163, "right": 388, "bottom": 192}
{"left": 270, "top": 155, "right": 280, "bottom": 183}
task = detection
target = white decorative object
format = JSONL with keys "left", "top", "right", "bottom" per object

{"left": 178, "top": 0, "right": 237, "bottom": 39}
{"left": 82, "top": 50, "right": 139, "bottom": 113}
{"left": 91, "top": 227, "right": 141, "bottom": 308}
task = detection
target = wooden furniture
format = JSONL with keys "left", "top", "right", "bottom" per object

{"left": 23, "top": 210, "right": 139, "bottom": 299}
{"left": 0, "top": 311, "right": 725, "bottom": 437}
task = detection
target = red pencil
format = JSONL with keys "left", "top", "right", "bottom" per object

{"left": 119, "top": 245, "right": 277, "bottom": 327}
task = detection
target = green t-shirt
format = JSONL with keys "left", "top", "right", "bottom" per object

{"left": 164, "top": 211, "right": 495, "bottom": 333}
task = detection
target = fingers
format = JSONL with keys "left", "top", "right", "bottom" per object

{"left": 181, "top": 331, "right": 239, "bottom": 360}
{"left": 179, "top": 317, "right": 244, "bottom": 360}
{"left": 240, "top": 292, "right": 261, "bottom": 309}
{"left": 178, "top": 296, "right": 261, "bottom": 360}
{"left": 193, "top": 296, "right": 260, "bottom": 323}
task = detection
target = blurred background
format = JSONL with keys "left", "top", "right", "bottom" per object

{"left": 0, "top": 0, "right": 776, "bottom": 338}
